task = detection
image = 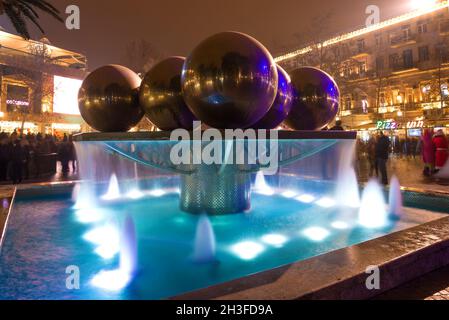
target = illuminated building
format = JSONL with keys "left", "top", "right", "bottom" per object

{"left": 276, "top": 0, "right": 449, "bottom": 137}
{"left": 0, "top": 30, "right": 87, "bottom": 136}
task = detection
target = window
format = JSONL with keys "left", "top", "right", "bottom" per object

{"left": 376, "top": 56, "right": 384, "bottom": 71}
{"left": 417, "top": 21, "right": 428, "bottom": 34}
{"left": 389, "top": 53, "right": 400, "bottom": 68}
{"left": 357, "top": 39, "right": 365, "bottom": 53}
{"left": 345, "top": 96, "right": 352, "bottom": 110}
{"left": 359, "top": 62, "right": 367, "bottom": 74}
{"left": 375, "top": 34, "right": 382, "bottom": 47}
{"left": 401, "top": 25, "right": 411, "bottom": 40}
{"left": 418, "top": 46, "right": 430, "bottom": 62}
{"left": 403, "top": 49, "right": 414, "bottom": 68}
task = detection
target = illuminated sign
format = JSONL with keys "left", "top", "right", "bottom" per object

{"left": 377, "top": 120, "right": 398, "bottom": 130}
{"left": 6, "top": 99, "right": 29, "bottom": 106}
{"left": 53, "top": 76, "right": 82, "bottom": 115}
{"left": 376, "top": 120, "right": 425, "bottom": 130}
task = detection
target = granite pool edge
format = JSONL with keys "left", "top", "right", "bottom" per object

{"left": 172, "top": 216, "right": 449, "bottom": 300}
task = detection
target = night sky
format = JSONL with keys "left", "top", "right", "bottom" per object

{"left": 0, "top": 0, "right": 414, "bottom": 70}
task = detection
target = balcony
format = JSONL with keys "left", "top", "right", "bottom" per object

{"left": 391, "top": 62, "right": 418, "bottom": 74}
{"left": 350, "top": 47, "right": 372, "bottom": 59}
{"left": 390, "top": 34, "right": 416, "bottom": 48}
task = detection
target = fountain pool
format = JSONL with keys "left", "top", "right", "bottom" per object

{"left": 0, "top": 131, "right": 448, "bottom": 300}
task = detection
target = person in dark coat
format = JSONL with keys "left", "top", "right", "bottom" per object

{"left": 0, "top": 135, "right": 10, "bottom": 181}
{"left": 10, "top": 139, "right": 24, "bottom": 184}
{"left": 375, "top": 131, "right": 391, "bottom": 185}
{"left": 330, "top": 120, "right": 344, "bottom": 131}
{"left": 58, "top": 136, "right": 71, "bottom": 177}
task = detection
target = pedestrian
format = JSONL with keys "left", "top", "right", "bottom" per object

{"left": 433, "top": 129, "right": 448, "bottom": 173}
{"left": 10, "top": 139, "right": 24, "bottom": 184}
{"left": 58, "top": 136, "right": 71, "bottom": 177}
{"left": 330, "top": 120, "right": 344, "bottom": 131}
{"left": 0, "top": 135, "right": 10, "bottom": 181}
{"left": 421, "top": 129, "right": 435, "bottom": 176}
{"left": 68, "top": 135, "right": 77, "bottom": 173}
{"left": 367, "top": 136, "right": 377, "bottom": 177}
{"left": 375, "top": 131, "right": 390, "bottom": 185}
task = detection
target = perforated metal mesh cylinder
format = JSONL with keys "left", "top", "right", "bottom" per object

{"left": 180, "top": 164, "right": 251, "bottom": 215}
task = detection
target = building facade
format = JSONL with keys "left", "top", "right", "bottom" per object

{"left": 276, "top": 1, "right": 449, "bottom": 139}
{"left": 0, "top": 30, "right": 88, "bottom": 137}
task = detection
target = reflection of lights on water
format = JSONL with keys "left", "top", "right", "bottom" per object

{"left": 302, "top": 227, "right": 330, "bottom": 241}
{"left": 75, "top": 209, "right": 104, "bottom": 224}
{"left": 295, "top": 194, "right": 316, "bottom": 204}
{"left": 126, "top": 189, "right": 145, "bottom": 200}
{"left": 316, "top": 197, "right": 336, "bottom": 208}
{"left": 331, "top": 221, "right": 350, "bottom": 230}
{"left": 95, "top": 244, "right": 119, "bottom": 259}
{"left": 91, "top": 269, "right": 131, "bottom": 291}
{"left": 148, "top": 189, "right": 167, "bottom": 197}
{"left": 261, "top": 234, "right": 288, "bottom": 247}
{"left": 281, "top": 190, "right": 298, "bottom": 198}
{"left": 83, "top": 225, "right": 120, "bottom": 259}
{"left": 231, "top": 241, "right": 265, "bottom": 260}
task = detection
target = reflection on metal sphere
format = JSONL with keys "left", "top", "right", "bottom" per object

{"left": 78, "top": 65, "right": 143, "bottom": 132}
{"left": 251, "top": 65, "right": 293, "bottom": 129}
{"left": 182, "top": 31, "right": 278, "bottom": 129}
{"left": 284, "top": 67, "right": 339, "bottom": 131}
{"left": 140, "top": 56, "right": 197, "bottom": 130}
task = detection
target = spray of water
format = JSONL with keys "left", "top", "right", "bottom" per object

{"left": 193, "top": 215, "right": 216, "bottom": 263}
{"left": 388, "top": 176, "right": 404, "bottom": 219}
{"left": 359, "top": 179, "right": 388, "bottom": 228}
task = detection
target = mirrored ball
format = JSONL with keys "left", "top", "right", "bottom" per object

{"left": 78, "top": 65, "right": 143, "bottom": 132}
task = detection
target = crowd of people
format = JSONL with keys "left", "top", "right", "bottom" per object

{"left": 358, "top": 129, "right": 449, "bottom": 185}
{"left": 0, "top": 130, "right": 77, "bottom": 184}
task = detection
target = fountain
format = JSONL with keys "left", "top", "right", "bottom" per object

{"left": 253, "top": 171, "right": 275, "bottom": 196}
{"left": 389, "top": 176, "right": 404, "bottom": 219}
{"left": 358, "top": 179, "right": 388, "bottom": 228}
{"left": 120, "top": 214, "right": 138, "bottom": 275}
{"left": 193, "top": 215, "right": 216, "bottom": 263}
{"left": 335, "top": 166, "right": 360, "bottom": 208}
{"left": 102, "top": 174, "right": 121, "bottom": 201}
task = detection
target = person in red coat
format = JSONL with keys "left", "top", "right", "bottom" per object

{"left": 433, "top": 129, "right": 448, "bottom": 171}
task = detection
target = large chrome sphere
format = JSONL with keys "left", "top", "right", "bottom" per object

{"left": 78, "top": 65, "right": 144, "bottom": 132}
{"left": 140, "top": 56, "right": 197, "bottom": 130}
{"left": 251, "top": 65, "right": 293, "bottom": 129}
{"left": 182, "top": 31, "right": 278, "bottom": 129}
{"left": 284, "top": 67, "right": 340, "bottom": 131}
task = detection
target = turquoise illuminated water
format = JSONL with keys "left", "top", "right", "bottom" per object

{"left": 0, "top": 184, "right": 403, "bottom": 300}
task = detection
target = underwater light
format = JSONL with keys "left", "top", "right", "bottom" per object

{"left": 83, "top": 225, "right": 120, "bottom": 247}
{"left": 148, "top": 189, "right": 167, "bottom": 197}
{"left": 126, "top": 189, "right": 145, "bottom": 200}
{"left": 231, "top": 241, "right": 265, "bottom": 260}
{"left": 316, "top": 197, "right": 336, "bottom": 208}
{"left": 281, "top": 190, "right": 298, "bottom": 198}
{"left": 91, "top": 269, "right": 131, "bottom": 291}
{"left": 331, "top": 221, "right": 350, "bottom": 230}
{"left": 302, "top": 227, "right": 330, "bottom": 241}
{"left": 261, "top": 234, "right": 288, "bottom": 247}
{"left": 95, "top": 244, "right": 119, "bottom": 259}
{"left": 75, "top": 209, "right": 104, "bottom": 224}
{"left": 295, "top": 194, "right": 316, "bottom": 203}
